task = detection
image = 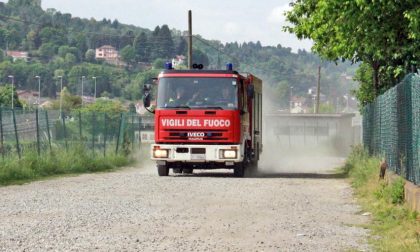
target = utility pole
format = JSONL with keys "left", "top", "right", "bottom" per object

{"left": 315, "top": 65, "right": 321, "bottom": 113}
{"left": 188, "top": 10, "right": 192, "bottom": 69}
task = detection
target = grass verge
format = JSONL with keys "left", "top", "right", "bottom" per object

{"left": 344, "top": 145, "right": 419, "bottom": 251}
{"left": 0, "top": 145, "right": 132, "bottom": 186}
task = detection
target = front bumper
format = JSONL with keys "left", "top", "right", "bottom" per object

{"left": 150, "top": 144, "right": 244, "bottom": 163}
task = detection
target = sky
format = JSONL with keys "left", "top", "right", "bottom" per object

{"left": 35, "top": 0, "right": 313, "bottom": 52}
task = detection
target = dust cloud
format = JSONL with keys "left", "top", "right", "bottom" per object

{"left": 257, "top": 82, "right": 347, "bottom": 175}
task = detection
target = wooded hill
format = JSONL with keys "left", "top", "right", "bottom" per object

{"left": 0, "top": 0, "right": 357, "bottom": 110}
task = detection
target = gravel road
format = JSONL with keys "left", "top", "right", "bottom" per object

{"left": 0, "top": 157, "right": 369, "bottom": 251}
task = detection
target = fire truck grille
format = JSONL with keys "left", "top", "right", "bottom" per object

{"left": 163, "top": 129, "right": 229, "bottom": 141}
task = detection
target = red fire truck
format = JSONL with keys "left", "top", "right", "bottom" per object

{"left": 143, "top": 63, "right": 262, "bottom": 177}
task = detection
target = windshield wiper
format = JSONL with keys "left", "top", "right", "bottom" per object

{"left": 202, "top": 106, "right": 224, "bottom": 110}
{"left": 164, "top": 105, "right": 191, "bottom": 109}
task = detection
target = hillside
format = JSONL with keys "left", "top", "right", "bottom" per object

{"left": 0, "top": 0, "right": 357, "bottom": 111}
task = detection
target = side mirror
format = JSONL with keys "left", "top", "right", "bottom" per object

{"left": 247, "top": 85, "right": 255, "bottom": 99}
{"left": 143, "top": 92, "right": 151, "bottom": 108}
{"left": 143, "top": 84, "right": 152, "bottom": 92}
{"left": 143, "top": 84, "right": 152, "bottom": 108}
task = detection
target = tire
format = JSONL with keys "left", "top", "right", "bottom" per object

{"left": 183, "top": 168, "right": 193, "bottom": 174}
{"left": 173, "top": 168, "right": 183, "bottom": 174}
{"left": 157, "top": 165, "right": 169, "bottom": 176}
{"left": 233, "top": 162, "right": 245, "bottom": 177}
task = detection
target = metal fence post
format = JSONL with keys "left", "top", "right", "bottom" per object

{"left": 12, "top": 109, "right": 21, "bottom": 159}
{"left": 36, "top": 108, "right": 40, "bottom": 156}
{"left": 103, "top": 113, "right": 107, "bottom": 157}
{"left": 78, "top": 111, "right": 82, "bottom": 140}
{"left": 138, "top": 115, "right": 142, "bottom": 150}
{"left": 131, "top": 113, "right": 135, "bottom": 152}
{"left": 115, "top": 113, "right": 123, "bottom": 155}
{"left": 45, "top": 110, "right": 52, "bottom": 152}
{"left": 92, "top": 112, "right": 96, "bottom": 156}
{"left": 62, "top": 112, "right": 68, "bottom": 151}
{"left": 0, "top": 108, "right": 4, "bottom": 160}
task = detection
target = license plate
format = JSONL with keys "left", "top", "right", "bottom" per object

{"left": 191, "top": 154, "right": 206, "bottom": 160}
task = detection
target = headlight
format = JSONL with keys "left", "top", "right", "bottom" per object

{"left": 220, "top": 149, "right": 237, "bottom": 159}
{"left": 153, "top": 149, "right": 169, "bottom": 158}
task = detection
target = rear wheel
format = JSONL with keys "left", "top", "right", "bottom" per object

{"left": 157, "top": 165, "right": 169, "bottom": 176}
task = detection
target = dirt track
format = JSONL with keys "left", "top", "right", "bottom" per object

{"left": 0, "top": 158, "right": 369, "bottom": 251}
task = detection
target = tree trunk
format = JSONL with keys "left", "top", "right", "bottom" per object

{"left": 372, "top": 61, "right": 380, "bottom": 96}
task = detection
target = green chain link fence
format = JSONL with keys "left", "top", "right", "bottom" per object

{"left": 0, "top": 108, "right": 151, "bottom": 161}
{"left": 363, "top": 73, "right": 420, "bottom": 185}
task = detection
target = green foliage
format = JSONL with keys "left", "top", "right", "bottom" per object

{"left": 120, "top": 45, "right": 136, "bottom": 66}
{"left": 0, "top": 145, "right": 130, "bottom": 185}
{"left": 375, "top": 178, "right": 405, "bottom": 205}
{"left": 344, "top": 146, "right": 419, "bottom": 251}
{"left": 50, "top": 87, "right": 81, "bottom": 112}
{"left": 80, "top": 99, "right": 126, "bottom": 114}
{"left": 0, "top": 84, "right": 23, "bottom": 108}
{"left": 133, "top": 32, "right": 149, "bottom": 62}
{"left": 0, "top": 0, "right": 357, "bottom": 107}
{"left": 192, "top": 49, "right": 209, "bottom": 67}
{"left": 352, "top": 62, "right": 375, "bottom": 106}
{"left": 152, "top": 58, "right": 166, "bottom": 69}
{"left": 85, "top": 49, "right": 96, "bottom": 63}
{"left": 285, "top": 0, "right": 420, "bottom": 104}
{"left": 39, "top": 42, "right": 57, "bottom": 61}
{"left": 318, "top": 103, "right": 335, "bottom": 113}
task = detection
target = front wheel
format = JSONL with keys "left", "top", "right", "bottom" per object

{"left": 157, "top": 165, "right": 169, "bottom": 176}
{"left": 183, "top": 168, "right": 193, "bottom": 174}
{"left": 233, "top": 162, "right": 245, "bottom": 177}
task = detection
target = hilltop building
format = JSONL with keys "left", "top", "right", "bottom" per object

{"left": 95, "top": 45, "right": 126, "bottom": 67}
{"left": 6, "top": 50, "right": 29, "bottom": 62}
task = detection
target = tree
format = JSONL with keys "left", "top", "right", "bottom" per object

{"left": 158, "top": 25, "right": 174, "bottom": 59}
{"left": 192, "top": 49, "right": 209, "bottom": 68}
{"left": 39, "top": 27, "right": 67, "bottom": 46}
{"left": 7, "top": 0, "right": 41, "bottom": 8}
{"left": 50, "top": 87, "right": 81, "bottom": 112}
{"left": 149, "top": 26, "right": 161, "bottom": 60}
{"left": 120, "top": 45, "right": 136, "bottom": 67}
{"left": 0, "top": 84, "right": 22, "bottom": 108}
{"left": 39, "top": 42, "right": 57, "bottom": 61}
{"left": 285, "top": 0, "right": 420, "bottom": 103}
{"left": 64, "top": 53, "right": 77, "bottom": 66}
{"left": 176, "top": 38, "right": 187, "bottom": 56}
{"left": 133, "top": 32, "right": 149, "bottom": 62}
{"left": 152, "top": 58, "right": 166, "bottom": 70}
{"left": 85, "top": 49, "right": 96, "bottom": 63}
{"left": 80, "top": 99, "right": 126, "bottom": 114}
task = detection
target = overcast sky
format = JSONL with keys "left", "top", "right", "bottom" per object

{"left": 35, "top": 0, "right": 312, "bottom": 52}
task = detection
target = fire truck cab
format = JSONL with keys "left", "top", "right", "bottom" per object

{"left": 143, "top": 64, "right": 262, "bottom": 177}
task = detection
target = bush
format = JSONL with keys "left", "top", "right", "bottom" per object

{"left": 344, "top": 145, "right": 419, "bottom": 251}
{"left": 0, "top": 145, "right": 131, "bottom": 185}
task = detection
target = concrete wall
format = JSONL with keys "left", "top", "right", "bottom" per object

{"left": 264, "top": 113, "right": 360, "bottom": 157}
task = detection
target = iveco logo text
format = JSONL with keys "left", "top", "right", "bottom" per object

{"left": 187, "top": 132, "right": 205, "bottom": 137}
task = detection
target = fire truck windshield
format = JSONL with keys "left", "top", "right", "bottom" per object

{"left": 157, "top": 77, "right": 238, "bottom": 110}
